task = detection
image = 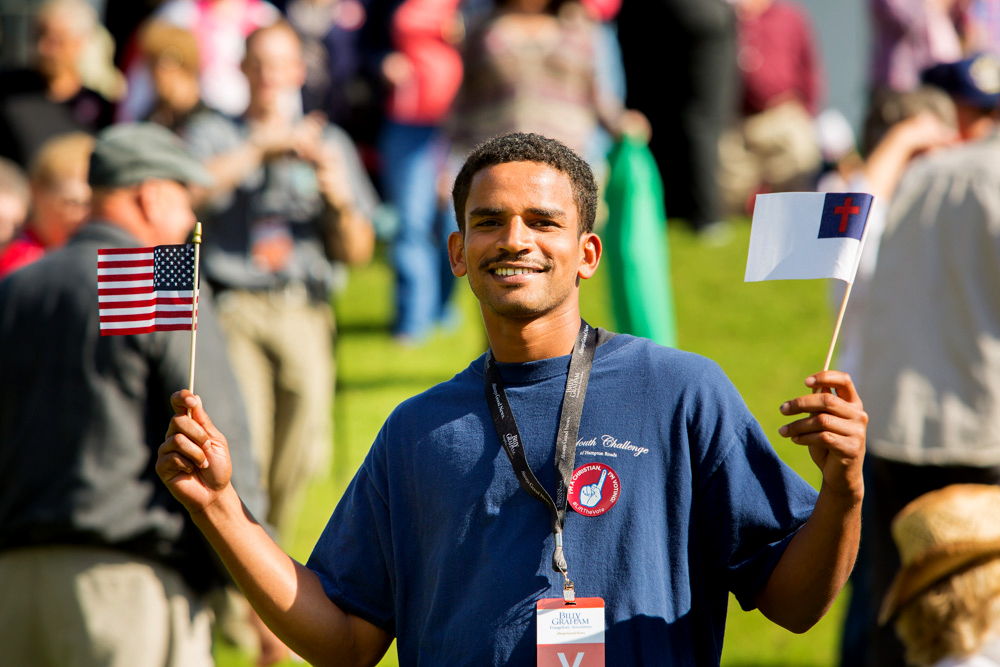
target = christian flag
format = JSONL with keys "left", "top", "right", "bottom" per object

{"left": 98, "top": 244, "right": 197, "bottom": 336}
{"left": 745, "top": 192, "right": 874, "bottom": 283}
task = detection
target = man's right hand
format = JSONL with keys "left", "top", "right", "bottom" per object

{"left": 157, "top": 395, "right": 393, "bottom": 667}
{"left": 157, "top": 390, "right": 234, "bottom": 514}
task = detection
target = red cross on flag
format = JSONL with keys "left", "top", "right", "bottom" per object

{"left": 745, "top": 192, "right": 874, "bottom": 283}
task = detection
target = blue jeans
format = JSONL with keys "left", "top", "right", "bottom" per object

{"left": 378, "top": 121, "right": 457, "bottom": 338}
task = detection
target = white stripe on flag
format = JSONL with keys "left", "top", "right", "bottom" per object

{"left": 100, "top": 317, "right": 194, "bottom": 330}
{"left": 99, "top": 293, "right": 152, "bottom": 303}
{"left": 153, "top": 290, "right": 195, "bottom": 300}
{"left": 98, "top": 279, "right": 154, "bottom": 288}
{"left": 97, "top": 267, "right": 153, "bottom": 276}
{"left": 100, "top": 306, "right": 157, "bottom": 316}
{"left": 97, "top": 252, "right": 153, "bottom": 262}
{"left": 98, "top": 305, "right": 193, "bottom": 316}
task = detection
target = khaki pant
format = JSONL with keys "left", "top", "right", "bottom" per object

{"left": 0, "top": 546, "right": 213, "bottom": 667}
{"left": 718, "top": 100, "right": 821, "bottom": 216}
{"left": 216, "top": 288, "right": 334, "bottom": 543}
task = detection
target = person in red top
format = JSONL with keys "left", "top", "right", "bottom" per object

{"left": 376, "top": 0, "right": 465, "bottom": 342}
{"left": 718, "top": 0, "right": 825, "bottom": 217}
{"left": 0, "top": 132, "right": 93, "bottom": 279}
{"left": 0, "top": 159, "right": 30, "bottom": 254}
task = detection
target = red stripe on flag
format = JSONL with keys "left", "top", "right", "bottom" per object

{"left": 98, "top": 247, "right": 154, "bottom": 256}
{"left": 99, "top": 286, "right": 155, "bottom": 296}
{"left": 98, "top": 271, "right": 152, "bottom": 279}
{"left": 154, "top": 323, "right": 197, "bottom": 332}
{"left": 101, "top": 327, "right": 152, "bottom": 336}
{"left": 98, "top": 259, "right": 154, "bottom": 269}
{"left": 99, "top": 323, "right": 198, "bottom": 336}
{"left": 98, "top": 299, "right": 154, "bottom": 309}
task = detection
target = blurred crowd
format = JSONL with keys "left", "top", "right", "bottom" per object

{"left": 1, "top": 0, "right": 1000, "bottom": 666}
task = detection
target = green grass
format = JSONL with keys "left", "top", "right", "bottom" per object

{"left": 217, "top": 220, "right": 849, "bottom": 667}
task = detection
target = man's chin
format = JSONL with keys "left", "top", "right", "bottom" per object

{"left": 481, "top": 296, "right": 556, "bottom": 320}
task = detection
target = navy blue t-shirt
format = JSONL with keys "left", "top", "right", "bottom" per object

{"left": 307, "top": 333, "right": 818, "bottom": 665}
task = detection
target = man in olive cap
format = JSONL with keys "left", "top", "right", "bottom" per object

{"left": 0, "top": 123, "right": 269, "bottom": 666}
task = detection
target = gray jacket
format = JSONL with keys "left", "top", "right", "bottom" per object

{"left": 859, "top": 133, "right": 1000, "bottom": 467}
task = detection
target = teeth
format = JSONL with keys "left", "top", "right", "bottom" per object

{"left": 495, "top": 268, "right": 536, "bottom": 276}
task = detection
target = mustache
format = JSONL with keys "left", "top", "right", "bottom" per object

{"left": 478, "top": 251, "right": 550, "bottom": 272}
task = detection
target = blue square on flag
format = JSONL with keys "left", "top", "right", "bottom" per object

{"left": 818, "top": 193, "right": 872, "bottom": 241}
{"left": 153, "top": 244, "right": 195, "bottom": 291}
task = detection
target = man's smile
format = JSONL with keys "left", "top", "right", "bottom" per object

{"left": 491, "top": 266, "right": 544, "bottom": 277}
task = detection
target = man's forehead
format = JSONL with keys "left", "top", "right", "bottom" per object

{"left": 247, "top": 27, "right": 302, "bottom": 59}
{"left": 467, "top": 161, "right": 574, "bottom": 206}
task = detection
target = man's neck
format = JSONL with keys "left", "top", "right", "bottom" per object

{"left": 245, "top": 102, "right": 285, "bottom": 125}
{"left": 483, "top": 307, "right": 582, "bottom": 363}
{"left": 46, "top": 70, "right": 82, "bottom": 103}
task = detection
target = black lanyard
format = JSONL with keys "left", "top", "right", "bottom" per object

{"left": 484, "top": 320, "right": 596, "bottom": 596}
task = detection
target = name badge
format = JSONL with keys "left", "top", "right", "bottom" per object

{"left": 536, "top": 597, "right": 605, "bottom": 667}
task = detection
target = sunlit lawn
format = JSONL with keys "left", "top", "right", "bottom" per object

{"left": 217, "top": 220, "right": 848, "bottom": 667}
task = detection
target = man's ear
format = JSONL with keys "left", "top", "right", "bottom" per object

{"left": 447, "top": 230, "right": 467, "bottom": 277}
{"left": 136, "top": 180, "right": 161, "bottom": 221}
{"left": 578, "top": 232, "right": 602, "bottom": 280}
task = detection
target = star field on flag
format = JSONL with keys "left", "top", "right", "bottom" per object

{"left": 98, "top": 244, "right": 198, "bottom": 336}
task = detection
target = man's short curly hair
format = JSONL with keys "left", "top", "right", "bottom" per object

{"left": 452, "top": 133, "right": 598, "bottom": 234}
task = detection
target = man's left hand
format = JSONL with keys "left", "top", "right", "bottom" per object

{"left": 778, "top": 371, "right": 867, "bottom": 500}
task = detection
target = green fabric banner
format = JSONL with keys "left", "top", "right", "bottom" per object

{"left": 602, "top": 137, "right": 677, "bottom": 348}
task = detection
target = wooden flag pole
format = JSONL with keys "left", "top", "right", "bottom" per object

{"left": 819, "top": 205, "right": 872, "bottom": 373}
{"left": 822, "top": 281, "right": 853, "bottom": 371}
{"left": 187, "top": 222, "right": 202, "bottom": 397}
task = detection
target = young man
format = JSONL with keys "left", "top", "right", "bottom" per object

{"left": 158, "top": 132, "right": 867, "bottom": 666}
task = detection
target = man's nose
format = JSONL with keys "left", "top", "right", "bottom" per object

{"left": 497, "top": 217, "right": 532, "bottom": 252}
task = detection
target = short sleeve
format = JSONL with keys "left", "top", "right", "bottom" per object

{"left": 699, "top": 417, "right": 818, "bottom": 611}
{"left": 323, "top": 124, "right": 380, "bottom": 220}
{"left": 179, "top": 111, "right": 242, "bottom": 161}
{"left": 306, "top": 427, "right": 396, "bottom": 634}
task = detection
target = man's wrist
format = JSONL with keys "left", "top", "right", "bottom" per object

{"left": 191, "top": 483, "right": 244, "bottom": 526}
{"left": 323, "top": 191, "right": 353, "bottom": 215}
{"left": 818, "top": 478, "right": 864, "bottom": 512}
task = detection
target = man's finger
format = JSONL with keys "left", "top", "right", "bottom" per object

{"left": 157, "top": 451, "right": 198, "bottom": 479}
{"left": 170, "top": 389, "right": 198, "bottom": 416}
{"left": 165, "top": 411, "right": 211, "bottom": 446}
{"left": 785, "top": 429, "right": 864, "bottom": 459}
{"left": 780, "top": 413, "right": 864, "bottom": 440}
{"left": 156, "top": 438, "right": 204, "bottom": 480}
{"left": 168, "top": 391, "right": 220, "bottom": 439}
{"left": 159, "top": 433, "right": 210, "bottom": 469}
{"left": 780, "top": 392, "right": 862, "bottom": 419}
{"left": 804, "top": 371, "right": 862, "bottom": 405}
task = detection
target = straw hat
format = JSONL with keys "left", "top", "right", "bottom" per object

{"left": 879, "top": 484, "right": 1000, "bottom": 625}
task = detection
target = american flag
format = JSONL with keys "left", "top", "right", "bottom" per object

{"left": 98, "top": 244, "right": 198, "bottom": 336}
